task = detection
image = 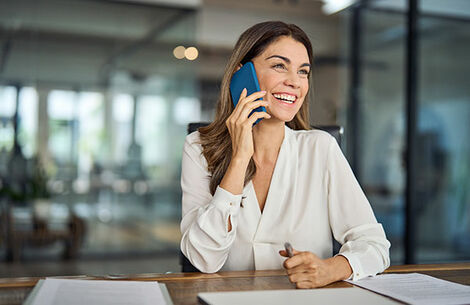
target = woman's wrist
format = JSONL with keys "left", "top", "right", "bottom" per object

{"left": 230, "top": 154, "right": 251, "bottom": 168}
{"left": 325, "top": 255, "right": 353, "bottom": 282}
{"left": 231, "top": 148, "right": 252, "bottom": 163}
{"left": 219, "top": 156, "right": 250, "bottom": 195}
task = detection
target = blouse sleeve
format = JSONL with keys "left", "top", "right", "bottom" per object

{"left": 326, "top": 136, "right": 391, "bottom": 280}
{"left": 180, "top": 134, "right": 242, "bottom": 273}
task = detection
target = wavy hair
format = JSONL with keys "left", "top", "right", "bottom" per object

{"left": 198, "top": 21, "right": 313, "bottom": 195}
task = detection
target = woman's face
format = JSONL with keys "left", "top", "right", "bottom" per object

{"left": 252, "top": 36, "right": 311, "bottom": 123}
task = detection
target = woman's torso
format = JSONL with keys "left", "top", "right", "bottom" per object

{"left": 219, "top": 126, "right": 335, "bottom": 271}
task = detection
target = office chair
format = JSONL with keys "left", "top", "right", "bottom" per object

{"left": 181, "top": 122, "right": 344, "bottom": 272}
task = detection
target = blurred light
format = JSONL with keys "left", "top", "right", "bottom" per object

{"left": 113, "top": 94, "right": 134, "bottom": 122}
{"left": 48, "top": 180, "right": 65, "bottom": 194}
{"left": 173, "top": 97, "right": 201, "bottom": 125}
{"left": 50, "top": 203, "right": 70, "bottom": 220}
{"left": 74, "top": 202, "right": 92, "bottom": 218}
{"left": 34, "top": 199, "right": 51, "bottom": 219}
{"left": 185, "top": 47, "right": 198, "bottom": 60}
{"left": 173, "top": 46, "right": 186, "bottom": 59}
{"left": 73, "top": 179, "right": 90, "bottom": 194}
{"left": 98, "top": 208, "right": 112, "bottom": 223}
{"left": 48, "top": 90, "right": 76, "bottom": 120}
{"left": 113, "top": 179, "right": 131, "bottom": 193}
{"left": 322, "top": 0, "right": 356, "bottom": 14}
{"left": 101, "top": 170, "right": 115, "bottom": 186}
{"left": 18, "top": 87, "right": 38, "bottom": 158}
{"left": 134, "top": 181, "right": 149, "bottom": 195}
{"left": 0, "top": 86, "right": 17, "bottom": 117}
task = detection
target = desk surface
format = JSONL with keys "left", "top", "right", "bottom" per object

{"left": 1, "top": 263, "right": 469, "bottom": 305}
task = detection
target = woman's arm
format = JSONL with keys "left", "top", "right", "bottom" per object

{"left": 220, "top": 89, "right": 269, "bottom": 231}
{"left": 326, "top": 135, "right": 391, "bottom": 280}
{"left": 181, "top": 90, "right": 270, "bottom": 272}
{"left": 219, "top": 157, "right": 249, "bottom": 232}
{"left": 280, "top": 134, "right": 389, "bottom": 288}
{"left": 180, "top": 137, "right": 243, "bottom": 273}
{"left": 221, "top": 89, "right": 269, "bottom": 193}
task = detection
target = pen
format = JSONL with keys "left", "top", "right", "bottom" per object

{"left": 284, "top": 242, "right": 294, "bottom": 258}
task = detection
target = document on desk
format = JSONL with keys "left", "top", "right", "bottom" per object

{"left": 23, "top": 278, "right": 172, "bottom": 305}
{"left": 347, "top": 273, "right": 470, "bottom": 305}
{"left": 198, "top": 287, "right": 399, "bottom": 305}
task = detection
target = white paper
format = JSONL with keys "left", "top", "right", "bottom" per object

{"left": 347, "top": 273, "right": 470, "bottom": 305}
{"left": 26, "top": 278, "right": 167, "bottom": 305}
{"left": 198, "top": 287, "right": 399, "bottom": 305}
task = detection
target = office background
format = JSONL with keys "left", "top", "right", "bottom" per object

{"left": 0, "top": 0, "right": 469, "bottom": 277}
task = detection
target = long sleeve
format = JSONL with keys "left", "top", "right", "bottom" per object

{"left": 180, "top": 133, "right": 242, "bottom": 273}
{"left": 326, "top": 136, "right": 391, "bottom": 280}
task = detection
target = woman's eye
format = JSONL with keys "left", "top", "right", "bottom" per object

{"left": 273, "top": 63, "right": 286, "bottom": 69}
{"left": 299, "top": 69, "right": 309, "bottom": 75}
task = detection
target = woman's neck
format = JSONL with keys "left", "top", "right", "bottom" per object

{"left": 252, "top": 118, "right": 285, "bottom": 164}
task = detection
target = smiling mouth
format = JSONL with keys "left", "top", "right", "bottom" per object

{"left": 272, "top": 93, "right": 297, "bottom": 104}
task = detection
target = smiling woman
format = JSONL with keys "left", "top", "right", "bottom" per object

{"left": 197, "top": 22, "right": 313, "bottom": 196}
{"left": 252, "top": 36, "right": 310, "bottom": 122}
{"left": 180, "top": 21, "right": 390, "bottom": 289}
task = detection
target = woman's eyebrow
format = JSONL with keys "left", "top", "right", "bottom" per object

{"left": 265, "top": 55, "right": 311, "bottom": 68}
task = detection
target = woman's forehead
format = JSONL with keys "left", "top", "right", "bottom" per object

{"left": 261, "top": 36, "right": 310, "bottom": 63}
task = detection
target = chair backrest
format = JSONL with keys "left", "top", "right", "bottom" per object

{"left": 187, "top": 122, "right": 210, "bottom": 135}
{"left": 311, "top": 125, "right": 343, "bottom": 147}
{"left": 181, "top": 122, "right": 344, "bottom": 272}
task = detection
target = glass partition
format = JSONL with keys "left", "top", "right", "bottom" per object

{"left": 0, "top": 0, "right": 197, "bottom": 265}
{"left": 351, "top": 5, "right": 407, "bottom": 264}
{"left": 415, "top": 9, "right": 470, "bottom": 262}
{"left": 353, "top": 0, "right": 470, "bottom": 264}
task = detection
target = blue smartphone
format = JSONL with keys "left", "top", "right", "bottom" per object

{"left": 229, "top": 61, "right": 266, "bottom": 125}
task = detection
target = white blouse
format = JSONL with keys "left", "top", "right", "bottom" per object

{"left": 180, "top": 125, "right": 390, "bottom": 280}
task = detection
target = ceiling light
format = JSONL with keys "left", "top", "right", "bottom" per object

{"left": 322, "top": 0, "right": 357, "bottom": 15}
{"left": 173, "top": 46, "right": 186, "bottom": 59}
{"left": 185, "top": 47, "right": 198, "bottom": 60}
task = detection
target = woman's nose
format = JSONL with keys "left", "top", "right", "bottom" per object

{"left": 284, "top": 71, "right": 301, "bottom": 88}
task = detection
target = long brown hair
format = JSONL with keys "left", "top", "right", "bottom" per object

{"left": 198, "top": 21, "right": 313, "bottom": 195}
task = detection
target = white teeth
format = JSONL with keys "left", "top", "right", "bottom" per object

{"left": 273, "top": 93, "right": 296, "bottom": 103}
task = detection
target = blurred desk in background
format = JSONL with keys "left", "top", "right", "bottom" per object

{"left": 0, "top": 263, "right": 469, "bottom": 305}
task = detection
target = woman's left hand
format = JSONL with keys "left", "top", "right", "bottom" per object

{"left": 279, "top": 248, "right": 351, "bottom": 289}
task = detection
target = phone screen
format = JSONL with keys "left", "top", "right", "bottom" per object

{"left": 229, "top": 62, "right": 266, "bottom": 125}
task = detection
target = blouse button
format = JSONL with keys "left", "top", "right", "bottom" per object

{"left": 230, "top": 202, "right": 233, "bottom": 206}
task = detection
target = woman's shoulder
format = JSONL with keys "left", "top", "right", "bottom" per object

{"left": 183, "top": 131, "right": 209, "bottom": 169}
{"left": 186, "top": 130, "right": 201, "bottom": 145}
{"left": 289, "top": 127, "right": 334, "bottom": 146}
{"left": 184, "top": 131, "right": 203, "bottom": 155}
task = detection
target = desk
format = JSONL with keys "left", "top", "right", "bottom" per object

{"left": 1, "top": 263, "right": 469, "bottom": 305}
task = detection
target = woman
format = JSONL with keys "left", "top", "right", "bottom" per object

{"left": 180, "top": 21, "right": 390, "bottom": 288}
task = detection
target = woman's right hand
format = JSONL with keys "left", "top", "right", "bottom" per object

{"left": 225, "top": 88, "right": 270, "bottom": 162}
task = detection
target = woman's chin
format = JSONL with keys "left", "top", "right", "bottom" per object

{"left": 269, "top": 112, "right": 296, "bottom": 123}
